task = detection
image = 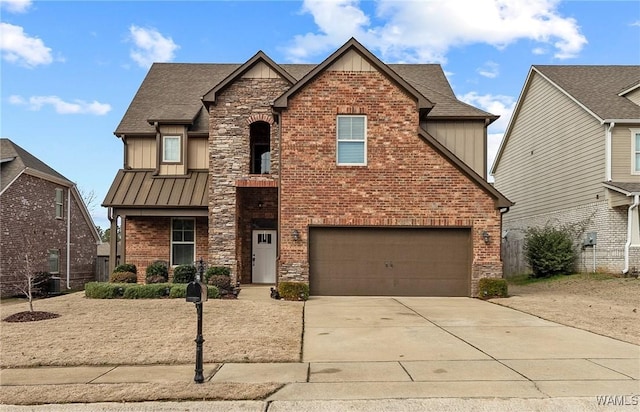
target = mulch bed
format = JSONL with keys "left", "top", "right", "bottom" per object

{"left": 3, "top": 311, "right": 60, "bottom": 323}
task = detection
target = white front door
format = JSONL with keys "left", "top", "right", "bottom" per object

{"left": 252, "top": 230, "right": 277, "bottom": 283}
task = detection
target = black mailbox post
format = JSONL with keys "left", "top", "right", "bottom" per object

{"left": 186, "top": 258, "right": 208, "bottom": 383}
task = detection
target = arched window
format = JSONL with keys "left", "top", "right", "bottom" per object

{"left": 250, "top": 121, "right": 270, "bottom": 174}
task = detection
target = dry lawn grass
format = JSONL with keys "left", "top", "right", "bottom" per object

{"left": 1, "top": 288, "right": 303, "bottom": 368}
{"left": 491, "top": 273, "right": 640, "bottom": 345}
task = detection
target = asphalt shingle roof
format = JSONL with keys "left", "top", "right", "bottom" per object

{"left": 0, "top": 138, "right": 71, "bottom": 192}
{"left": 115, "top": 61, "right": 495, "bottom": 135}
{"left": 534, "top": 65, "right": 640, "bottom": 121}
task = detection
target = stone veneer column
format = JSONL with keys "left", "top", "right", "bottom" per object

{"left": 207, "top": 77, "right": 291, "bottom": 283}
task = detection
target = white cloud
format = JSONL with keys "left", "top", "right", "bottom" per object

{"left": 10, "top": 95, "right": 112, "bottom": 115}
{"left": 0, "top": 22, "right": 52, "bottom": 67}
{"left": 631, "top": 20, "right": 640, "bottom": 27}
{"left": 477, "top": 61, "right": 499, "bottom": 78}
{"left": 286, "top": 0, "right": 587, "bottom": 62}
{"left": 459, "top": 91, "right": 515, "bottom": 133}
{"left": 128, "top": 25, "right": 179, "bottom": 68}
{"left": 0, "top": 0, "right": 32, "bottom": 13}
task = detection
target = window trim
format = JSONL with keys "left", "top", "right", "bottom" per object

{"left": 162, "top": 135, "right": 182, "bottom": 164}
{"left": 336, "top": 115, "right": 367, "bottom": 166}
{"left": 632, "top": 129, "right": 640, "bottom": 175}
{"left": 170, "top": 218, "right": 195, "bottom": 267}
{"left": 55, "top": 188, "right": 64, "bottom": 219}
{"left": 48, "top": 249, "right": 60, "bottom": 274}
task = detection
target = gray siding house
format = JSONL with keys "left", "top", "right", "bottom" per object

{"left": 492, "top": 65, "right": 640, "bottom": 275}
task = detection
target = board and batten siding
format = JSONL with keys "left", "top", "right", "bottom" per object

{"left": 187, "top": 137, "right": 209, "bottom": 170}
{"left": 494, "top": 72, "right": 606, "bottom": 222}
{"left": 125, "top": 133, "right": 208, "bottom": 172}
{"left": 425, "top": 120, "right": 486, "bottom": 178}
{"left": 611, "top": 125, "right": 640, "bottom": 181}
{"left": 126, "top": 136, "right": 156, "bottom": 169}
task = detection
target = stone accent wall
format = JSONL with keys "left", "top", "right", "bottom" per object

{"left": 502, "top": 200, "right": 639, "bottom": 274}
{"left": 208, "top": 77, "right": 290, "bottom": 282}
{"left": 278, "top": 70, "right": 503, "bottom": 296}
{"left": 124, "top": 216, "right": 208, "bottom": 283}
{"left": 0, "top": 174, "right": 96, "bottom": 296}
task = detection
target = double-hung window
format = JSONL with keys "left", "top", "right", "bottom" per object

{"left": 163, "top": 135, "right": 181, "bottom": 163}
{"left": 171, "top": 218, "right": 194, "bottom": 266}
{"left": 55, "top": 188, "right": 64, "bottom": 219}
{"left": 337, "top": 115, "right": 366, "bottom": 166}
{"left": 633, "top": 130, "right": 640, "bottom": 174}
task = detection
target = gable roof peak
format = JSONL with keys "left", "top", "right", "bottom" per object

{"left": 273, "top": 37, "right": 434, "bottom": 115}
{"left": 201, "top": 50, "right": 295, "bottom": 105}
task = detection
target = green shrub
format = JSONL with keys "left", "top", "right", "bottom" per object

{"left": 85, "top": 282, "right": 126, "bottom": 299}
{"left": 146, "top": 261, "right": 168, "bottom": 284}
{"left": 169, "top": 284, "right": 187, "bottom": 298}
{"left": 113, "top": 263, "right": 137, "bottom": 274}
{"left": 172, "top": 264, "right": 197, "bottom": 284}
{"left": 207, "top": 274, "right": 231, "bottom": 291}
{"left": 278, "top": 282, "right": 309, "bottom": 301}
{"left": 477, "top": 278, "right": 508, "bottom": 299}
{"left": 524, "top": 225, "right": 577, "bottom": 278}
{"left": 109, "top": 271, "right": 137, "bottom": 283}
{"left": 169, "top": 284, "right": 219, "bottom": 299}
{"left": 122, "top": 283, "right": 169, "bottom": 299}
{"left": 204, "top": 266, "right": 231, "bottom": 282}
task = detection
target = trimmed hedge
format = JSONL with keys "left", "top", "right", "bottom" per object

{"left": 109, "top": 271, "right": 137, "bottom": 283}
{"left": 172, "top": 264, "right": 197, "bottom": 284}
{"left": 477, "top": 278, "right": 508, "bottom": 299}
{"left": 113, "top": 263, "right": 137, "bottom": 274}
{"left": 85, "top": 282, "right": 219, "bottom": 299}
{"left": 278, "top": 282, "right": 309, "bottom": 301}
{"left": 204, "top": 266, "right": 230, "bottom": 282}
{"left": 169, "top": 283, "right": 219, "bottom": 299}
{"left": 146, "top": 261, "right": 169, "bottom": 284}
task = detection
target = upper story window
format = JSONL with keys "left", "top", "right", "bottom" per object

{"left": 162, "top": 135, "right": 181, "bottom": 163}
{"left": 633, "top": 130, "right": 640, "bottom": 174}
{"left": 250, "top": 121, "right": 270, "bottom": 174}
{"left": 55, "top": 188, "right": 64, "bottom": 219}
{"left": 337, "top": 115, "right": 367, "bottom": 166}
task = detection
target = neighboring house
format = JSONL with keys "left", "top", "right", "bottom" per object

{"left": 492, "top": 65, "right": 640, "bottom": 275}
{"left": 103, "top": 38, "right": 511, "bottom": 297}
{"left": 0, "top": 139, "right": 100, "bottom": 297}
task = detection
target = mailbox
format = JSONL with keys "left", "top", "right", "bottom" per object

{"left": 186, "top": 281, "right": 208, "bottom": 303}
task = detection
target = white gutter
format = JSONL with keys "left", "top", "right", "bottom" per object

{"left": 67, "top": 187, "right": 71, "bottom": 289}
{"left": 623, "top": 194, "right": 640, "bottom": 274}
{"left": 605, "top": 122, "right": 614, "bottom": 182}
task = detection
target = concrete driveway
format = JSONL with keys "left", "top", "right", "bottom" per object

{"left": 270, "top": 296, "right": 639, "bottom": 401}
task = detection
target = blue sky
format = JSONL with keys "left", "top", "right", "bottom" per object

{"left": 2, "top": 0, "right": 639, "bottom": 230}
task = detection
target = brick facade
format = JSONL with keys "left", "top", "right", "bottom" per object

{"left": 124, "top": 216, "right": 208, "bottom": 282}
{"left": 502, "top": 200, "right": 640, "bottom": 274}
{"left": 0, "top": 174, "right": 97, "bottom": 297}
{"left": 279, "top": 70, "right": 503, "bottom": 295}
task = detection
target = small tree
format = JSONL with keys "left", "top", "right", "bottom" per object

{"left": 15, "top": 252, "right": 50, "bottom": 312}
{"left": 523, "top": 224, "right": 577, "bottom": 278}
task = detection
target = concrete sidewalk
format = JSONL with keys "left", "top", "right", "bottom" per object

{"left": 1, "top": 293, "right": 639, "bottom": 410}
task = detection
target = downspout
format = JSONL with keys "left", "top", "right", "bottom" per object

{"left": 66, "top": 187, "right": 71, "bottom": 289}
{"left": 605, "top": 122, "right": 614, "bottom": 182}
{"left": 623, "top": 194, "right": 640, "bottom": 274}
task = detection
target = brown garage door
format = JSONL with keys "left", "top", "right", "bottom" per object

{"left": 309, "top": 227, "right": 471, "bottom": 296}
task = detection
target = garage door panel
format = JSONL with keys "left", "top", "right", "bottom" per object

{"left": 309, "top": 227, "right": 471, "bottom": 296}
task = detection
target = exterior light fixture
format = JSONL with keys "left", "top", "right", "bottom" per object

{"left": 292, "top": 229, "right": 300, "bottom": 241}
{"left": 482, "top": 231, "right": 490, "bottom": 244}
{"left": 258, "top": 201, "right": 264, "bottom": 208}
